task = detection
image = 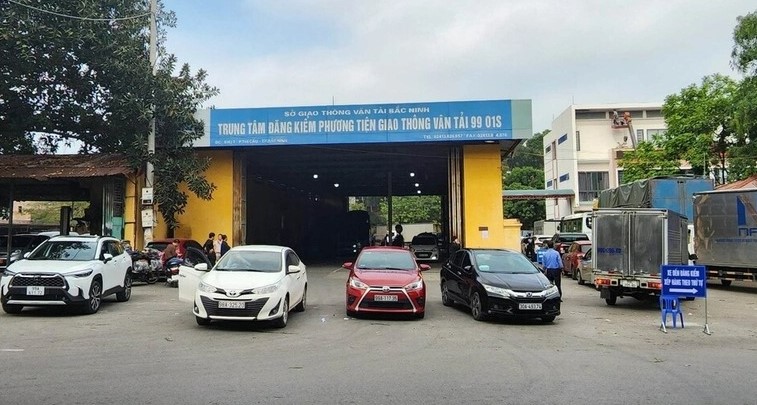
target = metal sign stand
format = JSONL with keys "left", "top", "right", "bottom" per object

{"left": 703, "top": 295, "right": 712, "bottom": 335}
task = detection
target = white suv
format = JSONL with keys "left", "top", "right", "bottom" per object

{"left": 1, "top": 235, "right": 132, "bottom": 315}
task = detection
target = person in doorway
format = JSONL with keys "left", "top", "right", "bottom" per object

{"left": 391, "top": 224, "right": 405, "bottom": 247}
{"left": 541, "top": 240, "right": 563, "bottom": 301}
{"left": 220, "top": 234, "right": 231, "bottom": 257}
{"left": 449, "top": 235, "right": 461, "bottom": 257}
{"left": 524, "top": 236, "right": 536, "bottom": 262}
{"left": 162, "top": 239, "right": 179, "bottom": 265}
{"left": 203, "top": 232, "right": 217, "bottom": 265}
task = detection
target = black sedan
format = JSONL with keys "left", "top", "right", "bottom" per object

{"left": 440, "top": 248, "right": 560, "bottom": 322}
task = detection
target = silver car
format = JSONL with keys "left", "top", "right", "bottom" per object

{"left": 575, "top": 248, "right": 594, "bottom": 286}
{"left": 410, "top": 233, "right": 439, "bottom": 262}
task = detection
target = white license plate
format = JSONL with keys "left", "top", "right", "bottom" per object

{"left": 26, "top": 286, "right": 45, "bottom": 296}
{"left": 218, "top": 300, "right": 245, "bottom": 309}
{"left": 374, "top": 295, "right": 398, "bottom": 302}
{"left": 518, "top": 303, "right": 542, "bottom": 310}
{"left": 620, "top": 280, "right": 639, "bottom": 288}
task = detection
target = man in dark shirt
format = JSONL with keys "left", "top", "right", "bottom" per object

{"left": 391, "top": 224, "right": 405, "bottom": 247}
{"left": 203, "top": 232, "right": 216, "bottom": 265}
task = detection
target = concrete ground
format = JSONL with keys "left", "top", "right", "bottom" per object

{"left": 1, "top": 264, "right": 756, "bottom": 405}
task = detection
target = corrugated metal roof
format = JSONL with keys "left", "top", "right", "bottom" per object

{"left": 503, "top": 189, "right": 575, "bottom": 200}
{"left": 0, "top": 154, "right": 133, "bottom": 180}
{"left": 716, "top": 175, "right": 757, "bottom": 190}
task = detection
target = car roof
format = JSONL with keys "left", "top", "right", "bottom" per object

{"left": 465, "top": 248, "right": 521, "bottom": 254}
{"left": 229, "top": 245, "right": 290, "bottom": 253}
{"left": 148, "top": 238, "right": 196, "bottom": 243}
{"left": 48, "top": 235, "right": 109, "bottom": 242}
{"left": 360, "top": 246, "right": 410, "bottom": 252}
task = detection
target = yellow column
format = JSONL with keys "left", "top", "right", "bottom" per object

{"left": 157, "top": 150, "right": 235, "bottom": 245}
{"left": 462, "top": 144, "right": 505, "bottom": 248}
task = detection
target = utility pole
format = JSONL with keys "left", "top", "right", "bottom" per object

{"left": 143, "top": 0, "right": 158, "bottom": 245}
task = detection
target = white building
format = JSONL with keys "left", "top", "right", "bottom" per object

{"left": 543, "top": 103, "right": 668, "bottom": 220}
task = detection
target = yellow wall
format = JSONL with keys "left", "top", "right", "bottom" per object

{"left": 502, "top": 218, "right": 522, "bottom": 251}
{"left": 462, "top": 144, "right": 505, "bottom": 248}
{"left": 155, "top": 150, "right": 235, "bottom": 245}
{"left": 123, "top": 173, "right": 141, "bottom": 248}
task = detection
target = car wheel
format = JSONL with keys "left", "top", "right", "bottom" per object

{"left": 196, "top": 316, "right": 211, "bottom": 326}
{"left": 721, "top": 280, "right": 732, "bottom": 287}
{"left": 605, "top": 294, "right": 617, "bottom": 306}
{"left": 577, "top": 269, "right": 585, "bottom": 285}
{"left": 2, "top": 301, "right": 23, "bottom": 314}
{"left": 441, "top": 283, "right": 454, "bottom": 307}
{"left": 272, "top": 297, "right": 289, "bottom": 328}
{"left": 346, "top": 309, "right": 358, "bottom": 318}
{"left": 541, "top": 315, "right": 556, "bottom": 323}
{"left": 82, "top": 279, "right": 102, "bottom": 314}
{"left": 294, "top": 286, "right": 306, "bottom": 312}
{"left": 116, "top": 272, "right": 132, "bottom": 302}
{"left": 470, "top": 291, "right": 488, "bottom": 321}
{"left": 147, "top": 272, "right": 158, "bottom": 284}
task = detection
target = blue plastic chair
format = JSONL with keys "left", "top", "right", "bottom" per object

{"left": 660, "top": 295, "right": 684, "bottom": 328}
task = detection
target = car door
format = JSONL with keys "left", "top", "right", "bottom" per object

{"left": 100, "top": 240, "right": 121, "bottom": 291}
{"left": 285, "top": 250, "right": 305, "bottom": 304}
{"left": 178, "top": 264, "right": 206, "bottom": 303}
{"left": 455, "top": 252, "right": 477, "bottom": 304}
{"left": 109, "top": 240, "right": 129, "bottom": 288}
{"left": 444, "top": 251, "right": 467, "bottom": 302}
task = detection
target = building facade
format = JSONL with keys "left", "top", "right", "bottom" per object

{"left": 543, "top": 103, "right": 667, "bottom": 220}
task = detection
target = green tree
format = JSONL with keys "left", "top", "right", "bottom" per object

{"left": 505, "top": 130, "right": 547, "bottom": 170}
{"left": 731, "top": 10, "right": 757, "bottom": 179}
{"left": 619, "top": 140, "right": 680, "bottom": 183}
{"left": 380, "top": 196, "right": 442, "bottom": 225}
{"left": 503, "top": 166, "right": 546, "bottom": 229}
{"left": 0, "top": 0, "right": 217, "bottom": 231}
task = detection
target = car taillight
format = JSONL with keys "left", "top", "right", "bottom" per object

{"left": 595, "top": 278, "right": 610, "bottom": 286}
{"left": 648, "top": 281, "right": 661, "bottom": 289}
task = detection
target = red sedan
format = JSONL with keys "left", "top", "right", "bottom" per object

{"left": 345, "top": 246, "right": 429, "bottom": 319}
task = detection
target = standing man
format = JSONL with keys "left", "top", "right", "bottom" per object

{"left": 220, "top": 234, "right": 231, "bottom": 257}
{"left": 203, "top": 232, "right": 217, "bottom": 266}
{"left": 214, "top": 233, "right": 222, "bottom": 261}
{"left": 541, "top": 240, "right": 563, "bottom": 301}
{"left": 391, "top": 224, "right": 405, "bottom": 247}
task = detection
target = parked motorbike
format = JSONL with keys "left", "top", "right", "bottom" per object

{"left": 129, "top": 250, "right": 159, "bottom": 284}
{"left": 165, "top": 257, "right": 183, "bottom": 288}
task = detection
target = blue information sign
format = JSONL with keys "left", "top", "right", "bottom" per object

{"left": 206, "top": 99, "right": 532, "bottom": 147}
{"left": 660, "top": 265, "right": 707, "bottom": 298}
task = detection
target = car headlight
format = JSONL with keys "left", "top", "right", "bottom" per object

{"left": 349, "top": 277, "right": 368, "bottom": 289}
{"left": 2, "top": 269, "right": 16, "bottom": 277}
{"left": 482, "top": 283, "right": 513, "bottom": 298}
{"left": 70, "top": 269, "right": 94, "bottom": 278}
{"left": 252, "top": 281, "right": 281, "bottom": 295}
{"left": 198, "top": 281, "right": 218, "bottom": 294}
{"left": 404, "top": 279, "right": 424, "bottom": 291}
{"left": 544, "top": 285, "right": 559, "bottom": 297}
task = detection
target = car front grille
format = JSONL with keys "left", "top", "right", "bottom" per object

{"left": 10, "top": 275, "right": 66, "bottom": 288}
{"left": 359, "top": 297, "right": 414, "bottom": 310}
{"left": 8, "top": 292, "right": 68, "bottom": 302}
{"left": 200, "top": 296, "right": 269, "bottom": 317}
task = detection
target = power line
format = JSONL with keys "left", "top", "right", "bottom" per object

{"left": 8, "top": 0, "right": 151, "bottom": 22}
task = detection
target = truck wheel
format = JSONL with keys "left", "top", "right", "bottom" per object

{"left": 721, "top": 280, "right": 732, "bottom": 287}
{"left": 605, "top": 294, "right": 617, "bottom": 306}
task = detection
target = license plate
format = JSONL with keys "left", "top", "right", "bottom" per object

{"left": 218, "top": 300, "right": 245, "bottom": 309}
{"left": 621, "top": 280, "right": 639, "bottom": 288}
{"left": 518, "top": 303, "right": 542, "bottom": 310}
{"left": 26, "top": 286, "right": 44, "bottom": 296}
{"left": 374, "top": 295, "right": 398, "bottom": 302}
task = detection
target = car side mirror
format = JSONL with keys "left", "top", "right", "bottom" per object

{"left": 103, "top": 253, "right": 114, "bottom": 262}
{"left": 287, "top": 265, "right": 300, "bottom": 274}
{"left": 463, "top": 265, "right": 473, "bottom": 273}
{"left": 194, "top": 263, "right": 209, "bottom": 271}
{"left": 342, "top": 262, "right": 354, "bottom": 270}
{"left": 419, "top": 264, "right": 431, "bottom": 271}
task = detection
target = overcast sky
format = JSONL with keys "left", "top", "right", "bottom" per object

{"left": 163, "top": 0, "right": 756, "bottom": 132}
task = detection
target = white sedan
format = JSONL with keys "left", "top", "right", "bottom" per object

{"left": 178, "top": 245, "right": 307, "bottom": 328}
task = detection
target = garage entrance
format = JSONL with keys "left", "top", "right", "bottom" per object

{"left": 237, "top": 143, "right": 459, "bottom": 260}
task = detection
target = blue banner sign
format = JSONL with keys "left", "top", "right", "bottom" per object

{"left": 208, "top": 100, "right": 528, "bottom": 147}
{"left": 661, "top": 265, "right": 707, "bottom": 298}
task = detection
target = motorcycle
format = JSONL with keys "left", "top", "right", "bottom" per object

{"left": 165, "top": 256, "right": 183, "bottom": 288}
{"left": 129, "top": 249, "right": 159, "bottom": 284}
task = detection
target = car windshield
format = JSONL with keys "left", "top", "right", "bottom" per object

{"left": 28, "top": 241, "right": 98, "bottom": 261}
{"left": 411, "top": 236, "right": 436, "bottom": 246}
{"left": 356, "top": 250, "right": 416, "bottom": 270}
{"left": 214, "top": 251, "right": 281, "bottom": 272}
{"left": 560, "top": 234, "right": 589, "bottom": 242}
{"left": 0, "top": 235, "right": 33, "bottom": 250}
{"left": 146, "top": 242, "right": 168, "bottom": 252}
{"left": 580, "top": 244, "right": 592, "bottom": 253}
{"left": 473, "top": 250, "right": 540, "bottom": 274}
